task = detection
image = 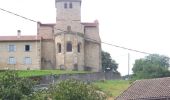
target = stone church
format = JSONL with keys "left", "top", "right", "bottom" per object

{"left": 0, "top": 0, "right": 102, "bottom": 72}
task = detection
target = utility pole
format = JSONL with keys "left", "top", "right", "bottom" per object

{"left": 128, "top": 53, "right": 130, "bottom": 79}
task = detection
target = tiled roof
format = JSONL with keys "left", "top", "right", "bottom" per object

{"left": 116, "top": 77, "right": 170, "bottom": 100}
{"left": 0, "top": 36, "right": 41, "bottom": 41}
{"left": 39, "top": 23, "right": 55, "bottom": 27}
{"left": 81, "top": 22, "right": 98, "bottom": 27}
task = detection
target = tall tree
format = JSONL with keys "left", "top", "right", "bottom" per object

{"left": 132, "top": 54, "right": 170, "bottom": 79}
{"left": 102, "top": 51, "right": 118, "bottom": 72}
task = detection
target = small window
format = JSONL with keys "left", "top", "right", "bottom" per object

{"left": 8, "top": 45, "right": 16, "bottom": 52}
{"left": 69, "top": 2, "right": 73, "bottom": 8}
{"left": 67, "top": 42, "right": 72, "bottom": 52}
{"left": 67, "top": 26, "right": 71, "bottom": 31}
{"left": 25, "top": 45, "right": 30, "bottom": 52}
{"left": 8, "top": 57, "right": 16, "bottom": 64}
{"left": 64, "top": 3, "right": 67, "bottom": 8}
{"left": 78, "top": 43, "right": 81, "bottom": 53}
{"left": 58, "top": 43, "right": 61, "bottom": 53}
{"left": 24, "top": 57, "right": 32, "bottom": 64}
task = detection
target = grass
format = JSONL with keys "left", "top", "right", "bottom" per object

{"left": 93, "top": 80, "right": 130, "bottom": 99}
{"left": 0, "top": 70, "right": 90, "bottom": 77}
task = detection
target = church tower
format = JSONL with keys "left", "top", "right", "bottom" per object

{"left": 55, "top": 0, "right": 81, "bottom": 21}
{"left": 55, "top": 0, "right": 85, "bottom": 71}
{"left": 35, "top": 0, "right": 101, "bottom": 71}
{"left": 55, "top": 0, "right": 83, "bottom": 33}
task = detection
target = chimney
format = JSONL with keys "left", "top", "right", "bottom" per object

{"left": 17, "top": 30, "right": 21, "bottom": 38}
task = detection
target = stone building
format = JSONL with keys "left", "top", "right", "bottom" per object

{"left": 0, "top": 32, "right": 41, "bottom": 70}
{"left": 0, "top": 0, "right": 102, "bottom": 72}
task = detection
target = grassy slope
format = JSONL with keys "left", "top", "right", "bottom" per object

{"left": 0, "top": 70, "right": 89, "bottom": 77}
{"left": 93, "top": 80, "right": 130, "bottom": 99}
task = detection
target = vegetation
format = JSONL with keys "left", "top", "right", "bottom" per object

{"left": 93, "top": 80, "right": 130, "bottom": 98}
{"left": 49, "top": 79, "right": 106, "bottom": 100}
{"left": 132, "top": 54, "right": 170, "bottom": 79}
{"left": 0, "top": 70, "right": 90, "bottom": 77}
{"left": 0, "top": 70, "right": 108, "bottom": 100}
{"left": 102, "top": 51, "right": 119, "bottom": 73}
{"left": 0, "top": 70, "right": 35, "bottom": 100}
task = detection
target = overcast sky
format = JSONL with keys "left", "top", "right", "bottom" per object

{"left": 0, "top": 0, "right": 170, "bottom": 75}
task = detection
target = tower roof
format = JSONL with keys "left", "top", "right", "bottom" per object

{"left": 56, "top": 0, "right": 81, "bottom": 2}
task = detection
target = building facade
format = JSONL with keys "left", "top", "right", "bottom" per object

{"left": 0, "top": 0, "right": 102, "bottom": 72}
{"left": 0, "top": 35, "right": 41, "bottom": 70}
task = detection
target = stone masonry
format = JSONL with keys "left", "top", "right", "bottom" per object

{"left": 0, "top": 0, "right": 102, "bottom": 72}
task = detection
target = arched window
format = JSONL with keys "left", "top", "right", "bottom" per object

{"left": 69, "top": 2, "right": 73, "bottom": 8}
{"left": 57, "top": 43, "right": 61, "bottom": 53}
{"left": 64, "top": 3, "right": 67, "bottom": 9}
{"left": 77, "top": 43, "right": 81, "bottom": 53}
{"left": 67, "top": 42, "right": 72, "bottom": 52}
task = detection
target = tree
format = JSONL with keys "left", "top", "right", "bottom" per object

{"left": 102, "top": 51, "right": 118, "bottom": 72}
{"left": 132, "top": 54, "right": 170, "bottom": 79}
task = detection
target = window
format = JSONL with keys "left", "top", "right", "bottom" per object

{"left": 78, "top": 43, "right": 81, "bottom": 53}
{"left": 67, "top": 26, "right": 71, "bottom": 31}
{"left": 58, "top": 43, "right": 61, "bottom": 53}
{"left": 24, "top": 57, "right": 32, "bottom": 64}
{"left": 69, "top": 2, "right": 73, "bottom": 8}
{"left": 8, "top": 45, "right": 16, "bottom": 52}
{"left": 67, "top": 42, "right": 72, "bottom": 52}
{"left": 25, "top": 45, "right": 31, "bottom": 52}
{"left": 64, "top": 3, "right": 67, "bottom": 8}
{"left": 8, "top": 57, "right": 16, "bottom": 64}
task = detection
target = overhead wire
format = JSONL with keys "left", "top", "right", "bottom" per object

{"left": 0, "top": 7, "right": 152, "bottom": 55}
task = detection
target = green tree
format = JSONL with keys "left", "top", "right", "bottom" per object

{"left": 49, "top": 79, "right": 106, "bottom": 100}
{"left": 132, "top": 54, "right": 170, "bottom": 79}
{"left": 102, "top": 51, "right": 118, "bottom": 72}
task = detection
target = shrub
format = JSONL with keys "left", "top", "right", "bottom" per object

{"left": 0, "top": 70, "right": 35, "bottom": 100}
{"left": 49, "top": 79, "right": 106, "bottom": 100}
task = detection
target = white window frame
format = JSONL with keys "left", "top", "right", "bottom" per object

{"left": 8, "top": 45, "right": 16, "bottom": 52}
{"left": 8, "top": 57, "right": 16, "bottom": 64}
{"left": 24, "top": 57, "right": 32, "bottom": 64}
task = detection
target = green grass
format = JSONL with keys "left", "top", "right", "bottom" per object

{"left": 0, "top": 70, "right": 90, "bottom": 77}
{"left": 93, "top": 80, "right": 130, "bottom": 98}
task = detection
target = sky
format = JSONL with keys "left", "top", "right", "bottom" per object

{"left": 0, "top": 0, "right": 170, "bottom": 75}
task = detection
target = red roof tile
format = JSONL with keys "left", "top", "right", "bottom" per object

{"left": 0, "top": 35, "right": 41, "bottom": 41}
{"left": 116, "top": 77, "right": 170, "bottom": 100}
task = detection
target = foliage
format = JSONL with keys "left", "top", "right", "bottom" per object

{"left": 0, "top": 70, "right": 35, "bottom": 100}
{"left": 0, "top": 70, "right": 90, "bottom": 77}
{"left": 132, "top": 54, "right": 170, "bottom": 79}
{"left": 49, "top": 79, "right": 106, "bottom": 100}
{"left": 93, "top": 80, "right": 130, "bottom": 98}
{"left": 25, "top": 90, "right": 50, "bottom": 100}
{"left": 102, "top": 51, "right": 118, "bottom": 72}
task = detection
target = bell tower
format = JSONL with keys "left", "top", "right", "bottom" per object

{"left": 55, "top": 0, "right": 81, "bottom": 21}
{"left": 55, "top": 0, "right": 83, "bottom": 33}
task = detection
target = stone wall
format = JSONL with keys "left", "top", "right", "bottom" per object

{"left": 41, "top": 40, "right": 56, "bottom": 69}
{"left": 37, "top": 24, "right": 54, "bottom": 39}
{"left": 33, "top": 72, "right": 121, "bottom": 84}
{"left": 84, "top": 41, "right": 102, "bottom": 72}
{"left": 55, "top": 33, "right": 84, "bottom": 70}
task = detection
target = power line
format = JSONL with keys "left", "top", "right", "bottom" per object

{"left": 85, "top": 37, "right": 151, "bottom": 55}
{"left": 0, "top": 7, "right": 152, "bottom": 55}
{"left": 0, "top": 7, "right": 37, "bottom": 23}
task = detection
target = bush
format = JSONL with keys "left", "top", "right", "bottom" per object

{"left": 0, "top": 70, "right": 35, "bottom": 100}
{"left": 49, "top": 79, "right": 106, "bottom": 100}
